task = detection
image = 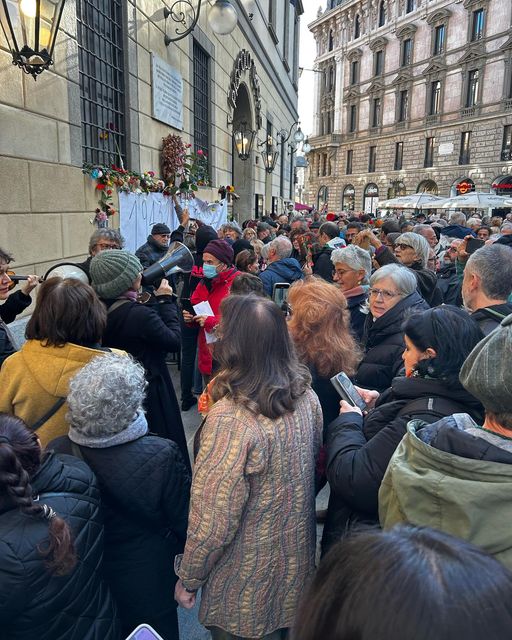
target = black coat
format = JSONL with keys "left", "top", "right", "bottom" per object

{"left": 0, "top": 290, "right": 31, "bottom": 367}
{"left": 322, "top": 375, "right": 484, "bottom": 553}
{"left": 436, "top": 263, "right": 462, "bottom": 306}
{"left": 312, "top": 246, "right": 334, "bottom": 282}
{"left": 136, "top": 235, "right": 169, "bottom": 268}
{"left": 471, "top": 303, "right": 512, "bottom": 336}
{"left": 310, "top": 367, "right": 341, "bottom": 438}
{"left": 101, "top": 296, "right": 191, "bottom": 470}
{"left": 50, "top": 434, "right": 191, "bottom": 640}
{"left": 0, "top": 452, "right": 120, "bottom": 640}
{"left": 346, "top": 291, "right": 368, "bottom": 342}
{"left": 355, "top": 291, "right": 429, "bottom": 392}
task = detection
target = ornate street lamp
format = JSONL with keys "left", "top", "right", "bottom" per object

{"left": 276, "top": 121, "right": 305, "bottom": 146}
{"left": 261, "top": 137, "right": 279, "bottom": 174}
{"left": 302, "top": 137, "right": 312, "bottom": 154}
{"left": 0, "top": 0, "right": 66, "bottom": 79}
{"left": 232, "top": 121, "right": 256, "bottom": 161}
{"left": 164, "top": 0, "right": 237, "bottom": 45}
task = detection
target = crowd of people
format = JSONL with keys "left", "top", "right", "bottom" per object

{"left": 1, "top": 203, "right": 512, "bottom": 640}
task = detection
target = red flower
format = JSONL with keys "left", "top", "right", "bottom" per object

{"left": 96, "top": 183, "right": 105, "bottom": 190}
{"left": 197, "top": 149, "right": 204, "bottom": 156}
{"left": 106, "top": 189, "right": 112, "bottom": 195}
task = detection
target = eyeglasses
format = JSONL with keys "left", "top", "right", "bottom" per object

{"left": 448, "top": 246, "right": 458, "bottom": 253}
{"left": 395, "top": 243, "right": 413, "bottom": 250}
{"left": 333, "top": 269, "right": 355, "bottom": 277}
{"left": 96, "top": 243, "right": 120, "bottom": 250}
{"left": 369, "top": 288, "right": 402, "bottom": 300}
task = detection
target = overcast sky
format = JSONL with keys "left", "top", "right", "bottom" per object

{"left": 298, "top": 2, "right": 323, "bottom": 140}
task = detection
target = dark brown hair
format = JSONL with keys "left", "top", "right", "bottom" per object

{"left": 230, "top": 273, "right": 265, "bottom": 296}
{"left": 211, "top": 295, "right": 311, "bottom": 418}
{"left": 287, "top": 277, "right": 361, "bottom": 378}
{"left": 25, "top": 277, "right": 107, "bottom": 347}
{"left": 0, "top": 413, "right": 76, "bottom": 575}
{"left": 235, "top": 249, "right": 258, "bottom": 272}
{"left": 293, "top": 526, "right": 512, "bottom": 640}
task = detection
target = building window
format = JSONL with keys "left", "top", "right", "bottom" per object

{"left": 354, "top": 14, "right": 361, "bottom": 39}
{"left": 459, "top": 131, "right": 471, "bottom": 165}
{"left": 430, "top": 80, "right": 441, "bottom": 115}
{"left": 378, "top": 1, "right": 386, "bottom": 27}
{"left": 328, "top": 29, "right": 334, "bottom": 51}
{"left": 398, "top": 90, "right": 409, "bottom": 121}
{"left": 77, "top": 0, "right": 126, "bottom": 166}
{"left": 401, "top": 38, "right": 412, "bottom": 66}
{"left": 424, "top": 137, "right": 435, "bottom": 168}
{"left": 471, "top": 8, "right": 484, "bottom": 41}
{"left": 350, "top": 59, "right": 359, "bottom": 84}
{"left": 466, "top": 69, "right": 479, "bottom": 107}
{"left": 349, "top": 104, "right": 357, "bottom": 132}
{"left": 374, "top": 50, "right": 384, "bottom": 76}
{"left": 346, "top": 149, "right": 353, "bottom": 174}
{"left": 368, "top": 146, "right": 376, "bottom": 172}
{"left": 328, "top": 66, "right": 335, "bottom": 91}
{"left": 394, "top": 142, "right": 403, "bottom": 170}
{"left": 342, "top": 184, "right": 356, "bottom": 210}
{"left": 433, "top": 24, "right": 446, "bottom": 55}
{"left": 322, "top": 154, "right": 328, "bottom": 176}
{"left": 193, "top": 41, "right": 210, "bottom": 158}
{"left": 406, "top": 0, "right": 415, "bottom": 13}
{"left": 502, "top": 125, "right": 512, "bottom": 161}
{"left": 372, "top": 97, "right": 382, "bottom": 127}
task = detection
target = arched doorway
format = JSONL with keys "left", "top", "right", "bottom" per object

{"left": 451, "top": 177, "right": 475, "bottom": 197}
{"left": 232, "top": 84, "right": 255, "bottom": 222}
{"left": 363, "top": 183, "right": 379, "bottom": 214}
{"left": 317, "top": 185, "right": 329, "bottom": 210}
{"left": 417, "top": 179, "right": 438, "bottom": 194}
{"left": 342, "top": 184, "right": 355, "bottom": 211}
{"left": 492, "top": 175, "right": 512, "bottom": 196}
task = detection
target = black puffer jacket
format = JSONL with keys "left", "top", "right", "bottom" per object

{"left": 312, "top": 246, "right": 333, "bottom": 282}
{"left": 0, "top": 452, "right": 120, "bottom": 640}
{"left": 135, "top": 235, "right": 169, "bottom": 269}
{"left": 50, "top": 434, "right": 191, "bottom": 640}
{"left": 322, "top": 375, "right": 483, "bottom": 554}
{"left": 471, "top": 303, "right": 512, "bottom": 336}
{"left": 355, "top": 291, "right": 429, "bottom": 392}
{"left": 436, "top": 263, "right": 462, "bottom": 306}
{"left": 0, "top": 290, "right": 31, "bottom": 367}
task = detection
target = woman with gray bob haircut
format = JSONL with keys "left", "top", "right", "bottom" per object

{"left": 331, "top": 245, "right": 372, "bottom": 341}
{"left": 355, "top": 264, "right": 429, "bottom": 392}
{"left": 49, "top": 353, "right": 191, "bottom": 640}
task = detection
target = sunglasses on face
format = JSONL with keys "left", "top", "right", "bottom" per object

{"left": 395, "top": 243, "right": 413, "bottom": 250}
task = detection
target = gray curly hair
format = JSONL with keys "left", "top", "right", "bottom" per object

{"left": 66, "top": 353, "right": 147, "bottom": 436}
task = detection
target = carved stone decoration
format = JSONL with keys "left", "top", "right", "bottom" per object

{"left": 227, "top": 49, "right": 262, "bottom": 129}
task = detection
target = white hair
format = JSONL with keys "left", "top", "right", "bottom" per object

{"left": 370, "top": 264, "right": 418, "bottom": 296}
{"left": 269, "top": 235, "right": 292, "bottom": 259}
{"left": 448, "top": 211, "right": 467, "bottom": 226}
{"left": 331, "top": 245, "right": 372, "bottom": 282}
{"left": 395, "top": 232, "right": 430, "bottom": 268}
{"left": 67, "top": 353, "right": 147, "bottom": 436}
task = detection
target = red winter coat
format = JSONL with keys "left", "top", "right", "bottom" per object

{"left": 191, "top": 267, "right": 238, "bottom": 375}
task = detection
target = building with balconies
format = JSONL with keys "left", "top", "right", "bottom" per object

{"left": 306, "top": 0, "right": 512, "bottom": 214}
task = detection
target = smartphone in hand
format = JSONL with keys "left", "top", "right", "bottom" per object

{"left": 330, "top": 371, "right": 367, "bottom": 411}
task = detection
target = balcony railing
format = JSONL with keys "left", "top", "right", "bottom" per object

{"left": 460, "top": 106, "right": 476, "bottom": 118}
{"left": 308, "top": 133, "right": 342, "bottom": 148}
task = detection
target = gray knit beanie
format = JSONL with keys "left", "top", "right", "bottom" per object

{"left": 90, "top": 250, "right": 142, "bottom": 299}
{"left": 460, "top": 313, "right": 512, "bottom": 414}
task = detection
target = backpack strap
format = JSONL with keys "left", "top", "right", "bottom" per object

{"left": 396, "top": 396, "right": 462, "bottom": 422}
{"left": 32, "top": 397, "right": 66, "bottom": 432}
{"left": 107, "top": 299, "right": 131, "bottom": 314}
{"left": 480, "top": 307, "right": 507, "bottom": 322}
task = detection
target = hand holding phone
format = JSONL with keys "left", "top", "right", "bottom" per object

{"left": 466, "top": 237, "right": 485, "bottom": 255}
{"left": 330, "top": 371, "right": 367, "bottom": 411}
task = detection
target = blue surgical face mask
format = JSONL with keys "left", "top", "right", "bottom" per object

{"left": 203, "top": 264, "right": 218, "bottom": 279}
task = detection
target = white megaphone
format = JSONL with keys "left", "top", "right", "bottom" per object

{"left": 141, "top": 241, "right": 194, "bottom": 287}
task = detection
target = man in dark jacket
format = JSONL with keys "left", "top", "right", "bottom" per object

{"left": 312, "top": 222, "right": 345, "bottom": 282}
{"left": 436, "top": 239, "right": 462, "bottom": 305}
{"left": 439, "top": 211, "right": 476, "bottom": 240}
{"left": 136, "top": 222, "right": 172, "bottom": 268}
{"left": 462, "top": 243, "right": 512, "bottom": 335}
{"left": 259, "top": 236, "right": 304, "bottom": 297}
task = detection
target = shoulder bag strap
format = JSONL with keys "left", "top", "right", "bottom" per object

{"left": 32, "top": 397, "right": 66, "bottom": 432}
{"left": 107, "top": 298, "right": 131, "bottom": 314}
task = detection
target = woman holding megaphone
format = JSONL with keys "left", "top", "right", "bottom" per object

{"left": 90, "top": 249, "right": 191, "bottom": 471}
{"left": 0, "top": 247, "right": 40, "bottom": 367}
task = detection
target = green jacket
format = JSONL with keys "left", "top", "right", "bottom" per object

{"left": 379, "top": 417, "right": 512, "bottom": 570}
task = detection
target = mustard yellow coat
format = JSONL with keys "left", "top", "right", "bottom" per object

{"left": 0, "top": 340, "right": 109, "bottom": 446}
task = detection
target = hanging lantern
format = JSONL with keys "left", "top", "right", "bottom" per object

{"left": 233, "top": 122, "right": 256, "bottom": 161}
{"left": 261, "top": 140, "right": 279, "bottom": 174}
{"left": 0, "top": 0, "right": 67, "bottom": 79}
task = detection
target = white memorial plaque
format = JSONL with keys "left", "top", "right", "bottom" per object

{"left": 151, "top": 53, "right": 183, "bottom": 130}
{"left": 438, "top": 142, "right": 454, "bottom": 156}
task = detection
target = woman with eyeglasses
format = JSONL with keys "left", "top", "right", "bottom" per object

{"left": 355, "top": 264, "right": 429, "bottom": 393}
{"left": 330, "top": 245, "right": 372, "bottom": 341}
{"left": 0, "top": 247, "right": 39, "bottom": 367}
{"left": 322, "top": 306, "right": 484, "bottom": 552}
{"left": 355, "top": 229, "right": 442, "bottom": 306}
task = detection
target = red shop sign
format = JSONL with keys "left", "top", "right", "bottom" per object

{"left": 456, "top": 180, "right": 474, "bottom": 194}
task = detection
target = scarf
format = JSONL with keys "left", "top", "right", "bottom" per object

{"left": 120, "top": 290, "right": 139, "bottom": 302}
{"left": 343, "top": 284, "right": 369, "bottom": 299}
{"left": 68, "top": 410, "right": 148, "bottom": 448}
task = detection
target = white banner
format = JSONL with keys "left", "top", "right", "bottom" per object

{"left": 119, "top": 193, "right": 228, "bottom": 253}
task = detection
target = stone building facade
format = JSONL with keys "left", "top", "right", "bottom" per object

{"left": 0, "top": 0, "right": 302, "bottom": 275}
{"left": 305, "top": 0, "right": 512, "bottom": 214}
